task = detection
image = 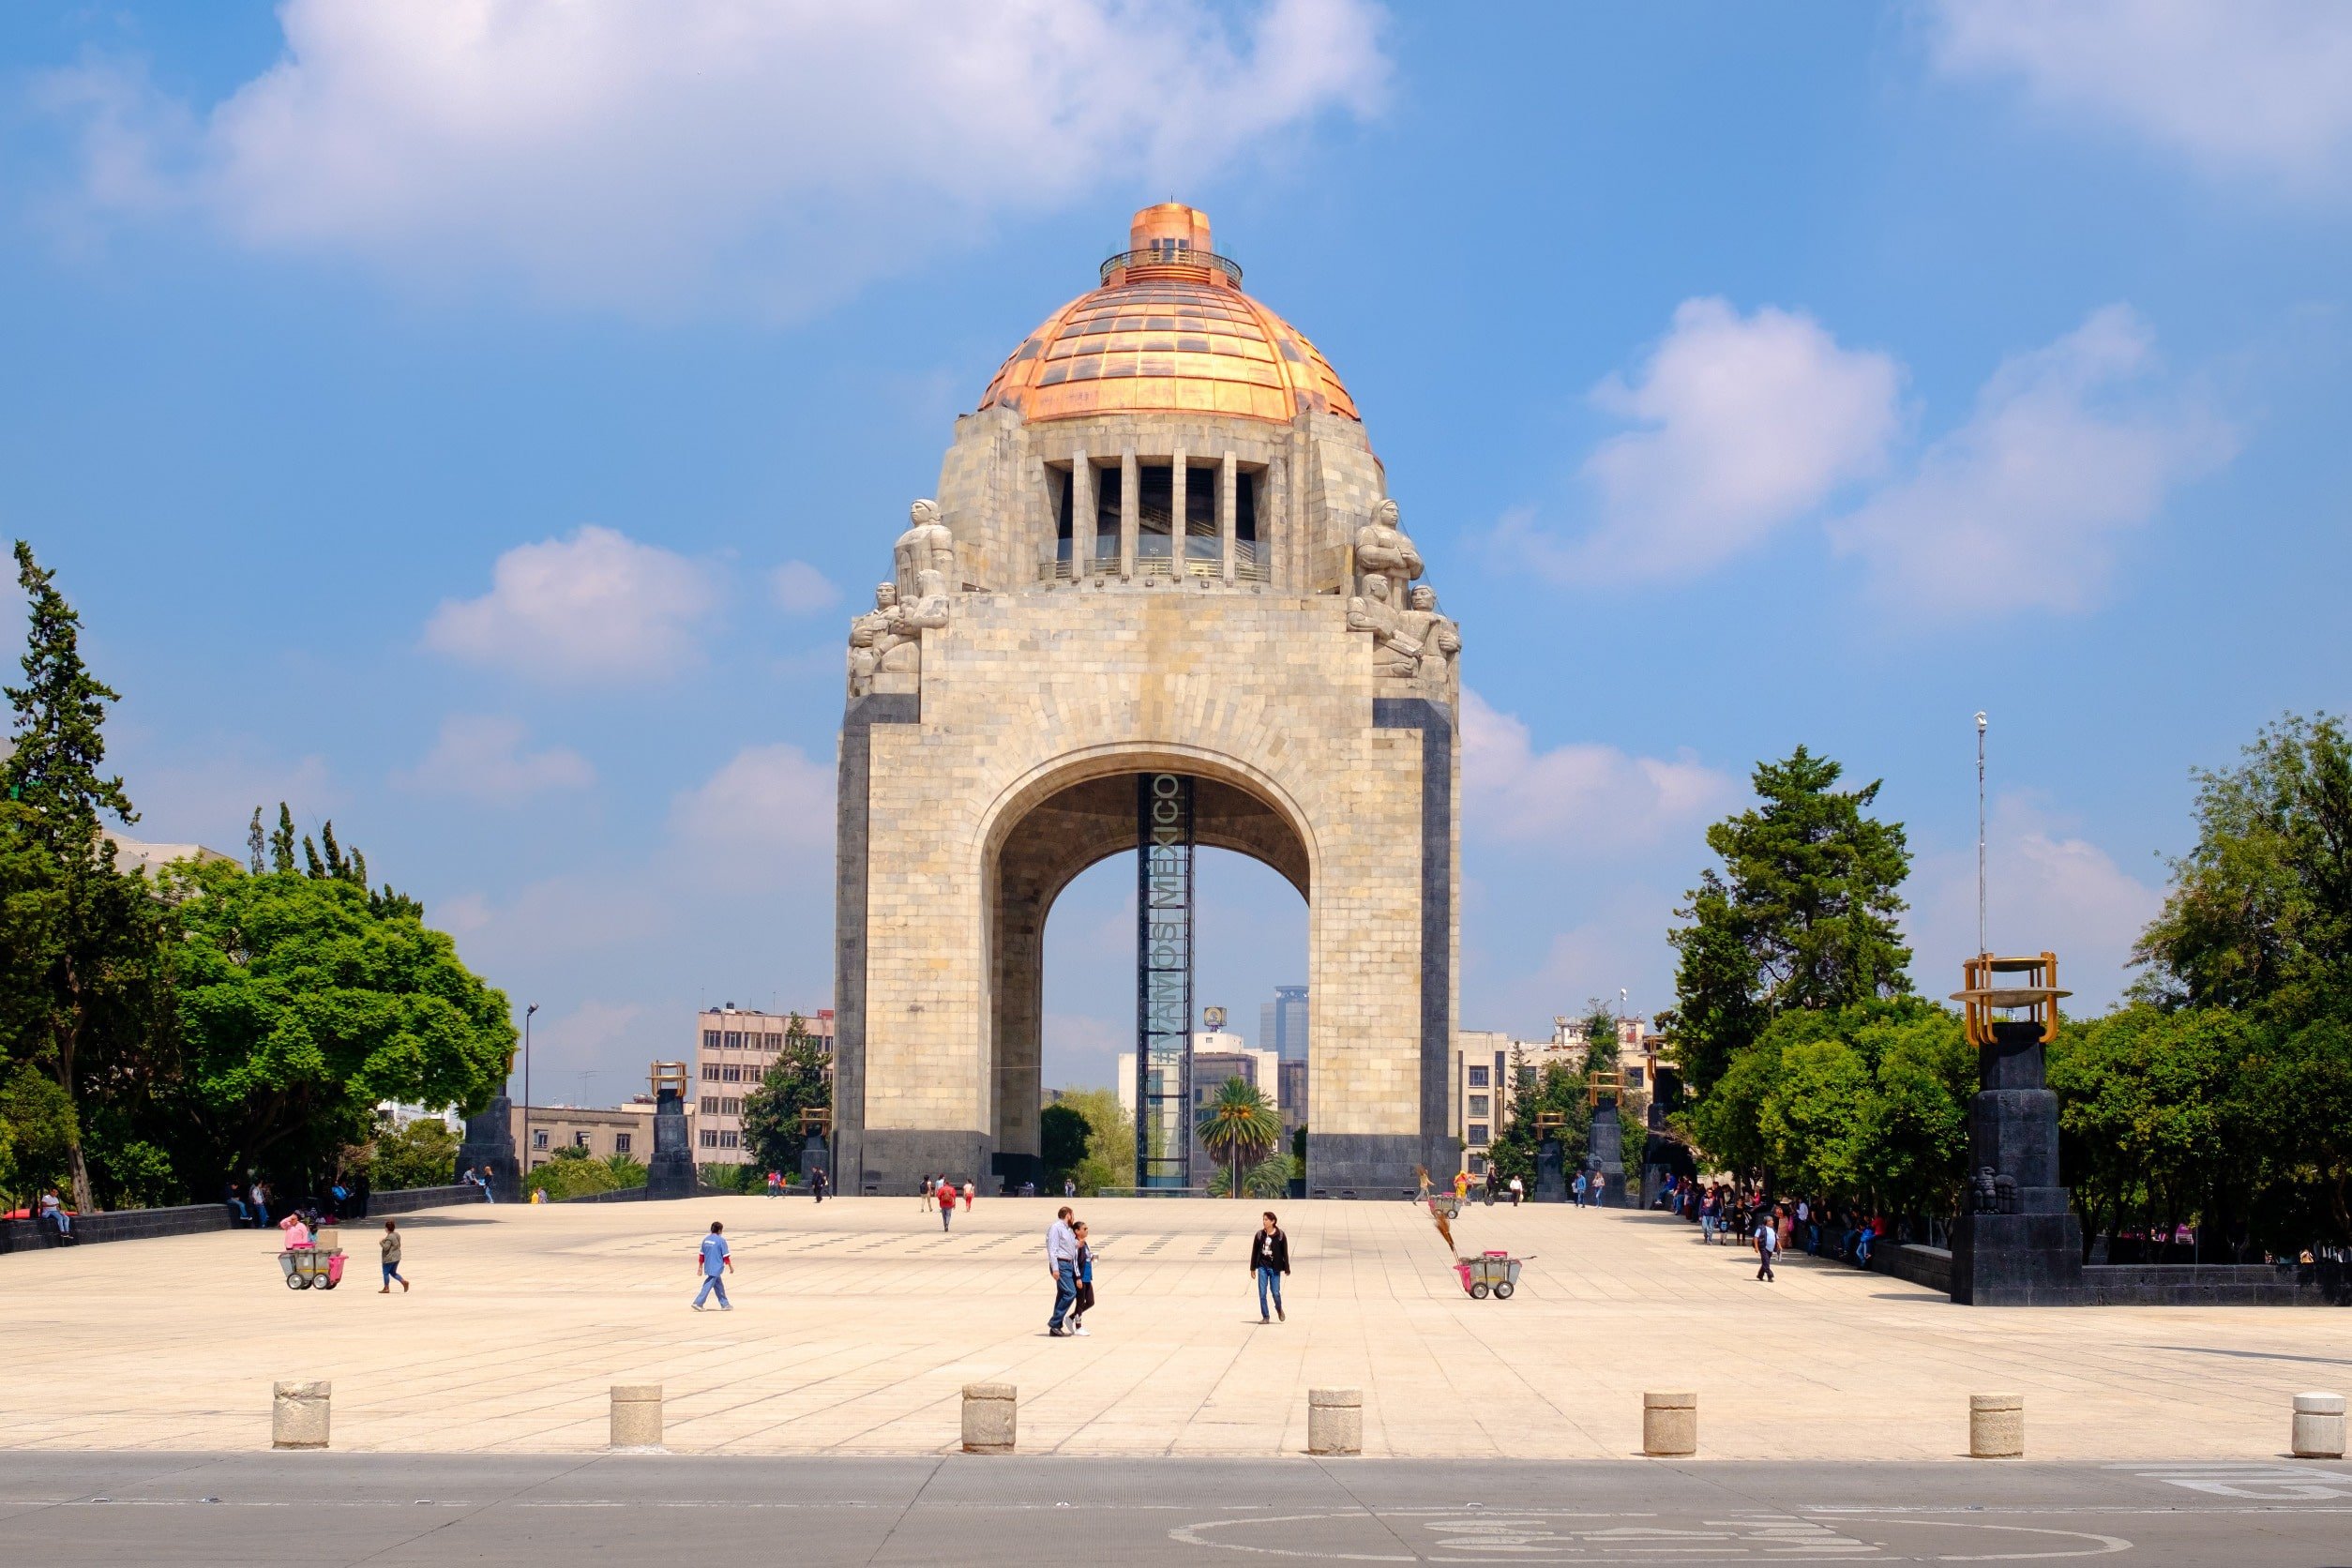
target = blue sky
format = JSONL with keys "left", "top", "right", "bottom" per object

{"left": 5, "top": 2, "right": 2348, "bottom": 1100}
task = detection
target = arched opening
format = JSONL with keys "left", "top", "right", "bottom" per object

{"left": 983, "top": 766, "right": 1312, "bottom": 1190}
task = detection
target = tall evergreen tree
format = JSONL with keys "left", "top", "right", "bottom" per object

{"left": 269, "top": 805, "right": 296, "bottom": 874}
{"left": 1666, "top": 746, "right": 1913, "bottom": 1095}
{"left": 2, "top": 542, "right": 156, "bottom": 1209}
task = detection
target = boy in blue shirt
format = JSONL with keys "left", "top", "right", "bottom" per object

{"left": 693, "top": 1221, "right": 733, "bottom": 1310}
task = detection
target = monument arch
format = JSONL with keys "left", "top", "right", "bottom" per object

{"left": 833, "top": 204, "right": 1462, "bottom": 1196}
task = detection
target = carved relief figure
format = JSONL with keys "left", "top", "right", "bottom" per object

{"left": 1353, "top": 498, "right": 1424, "bottom": 604}
{"left": 894, "top": 498, "right": 958, "bottom": 597}
{"left": 1346, "top": 574, "right": 1423, "bottom": 678}
{"left": 847, "top": 582, "right": 903, "bottom": 695}
{"left": 1401, "top": 584, "right": 1462, "bottom": 682}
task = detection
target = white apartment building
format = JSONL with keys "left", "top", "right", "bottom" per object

{"left": 1451, "top": 1017, "right": 1654, "bottom": 1175}
{"left": 693, "top": 1004, "right": 836, "bottom": 1163}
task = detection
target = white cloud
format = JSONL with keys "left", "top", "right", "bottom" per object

{"left": 1908, "top": 793, "right": 2165, "bottom": 1012}
{"left": 43, "top": 0, "right": 1388, "bottom": 314}
{"left": 1460, "top": 689, "right": 1735, "bottom": 852}
{"left": 769, "top": 561, "right": 840, "bottom": 616}
{"left": 397, "top": 714, "right": 594, "bottom": 804}
{"left": 1928, "top": 0, "right": 2352, "bottom": 193}
{"left": 1828, "top": 306, "right": 2234, "bottom": 617}
{"left": 668, "top": 742, "right": 835, "bottom": 882}
{"left": 424, "top": 526, "right": 716, "bottom": 682}
{"left": 1510, "top": 297, "right": 1902, "bottom": 582}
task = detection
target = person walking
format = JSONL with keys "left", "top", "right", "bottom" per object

{"left": 378, "top": 1219, "right": 409, "bottom": 1293}
{"left": 920, "top": 1174, "right": 934, "bottom": 1213}
{"left": 1068, "top": 1221, "right": 1096, "bottom": 1336}
{"left": 693, "top": 1221, "right": 733, "bottom": 1310}
{"left": 1572, "top": 1171, "right": 1588, "bottom": 1208}
{"left": 766, "top": 1169, "right": 782, "bottom": 1199}
{"left": 937, "top": 1175, "right": 957, "bottom": 1230}
{"left": 1249, "top": 1211, "right": 1289, "bottom": 1323}
{"left": 251, "top": 1180, "right": 271, "bottom": 1227}
{"left": 1452, "top": 1169, "right": 1470, "bottom": 1202}
{"left": 1508, "top": 1174, "right": 1524, "bottom": 1207}
{"left": 961, "top": 1180, "right": 975, "bottom": 1212}
{"left": 1046, "top": 1206, "right": 1080, "bottom": 1335}
{"left": 810, "top": 1165, "right": 829, "bottom": 1203}
{"left": 1753, "top": 1211, "right": 1777, "bottom": 1283}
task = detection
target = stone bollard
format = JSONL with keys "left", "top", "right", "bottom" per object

{"left": 961, "top": 1382, "right": 1017, "bottom": 1455}
{"left": 2291, "top": 1393, "right": 2346, "bottom": 1459}
{"left": 1642, "top": 1391, "right": 1697, "bottom": 1456}
{"left": 1969, "top": 1393, "right": 2024, "bottom": 1458}
{"left": 1307, "top": 1387, "right": 1363, "bottom": 1455}
{"left": 271, "top": 1380, "right": 331, "bottom": 1450}
{"left": 610, "top": 1384, "right": 663, "bottom": 1449}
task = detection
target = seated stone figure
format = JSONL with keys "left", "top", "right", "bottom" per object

{"left": 1346, "top": 574, "right": 1423, "bottom": 678}
{"left": 1400, "top": 583, "right": 1462, "bottom": 682}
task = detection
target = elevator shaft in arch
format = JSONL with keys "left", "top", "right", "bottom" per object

{"left": 1136, "top": 773, "right": 1195, "bottom": 1189}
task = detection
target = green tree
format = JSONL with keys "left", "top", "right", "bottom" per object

{"left": 1195, "top": 1077, "right": 1281, "bottom": 1199}
{"left": 1039, "top": 1101, "right": 1089, "bottom": 1181}
{"left": 1052, "top": 1086, "right": 1136, "bottom": 1192}
{"left": 0, "top": 1062, "right": 79, "bottom": 1211}
{"left": 2135, "top": 713, "right": 2352, "bottom": 1022}
{"left": 1581, "top": 1003, "right": 1621, "bottom": 1080}
{"left": 1485, "top": 1058, "right": 1591, "bottom": 1184}
{"left": 603, "top": 1151, "right": 648, "bottom": 1188}
{"left": 1666, "top": 746, "right": 1913, "bottom": 1097}
{"left": 526, "top": 1143, "right": 621, "bottom": 1200}
{"left": 160, "top": 857, "right": 512, "bottom": 1197}
{"left": 738, "top": 1014, "right": 830, "bottom": 1174}
{"left": 2, "top": 542, "right": 165, "bottom": 1211}
{"left": 369, "top": 1116, "right": 460, "bottom": 1192}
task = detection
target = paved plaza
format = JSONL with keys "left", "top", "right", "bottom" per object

{"left": 1, "top": 1198, "right": 2344, "bottom": 1459}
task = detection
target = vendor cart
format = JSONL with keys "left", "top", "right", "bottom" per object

{"left": 1454, "top": 1249, "right": 1527, "bottom": 1301}
{"left": 277, "top": 1247, "right": 347, "bottom": 1291}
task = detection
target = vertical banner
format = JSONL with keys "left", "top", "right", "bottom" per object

{"left": 1135, "top": 773, "right": 1195, "bottom": 1188}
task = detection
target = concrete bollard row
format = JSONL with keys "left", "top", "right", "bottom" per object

{"left": 1307, "top": 1387, "right": 1363, "bottom": 1455}
{"left": 271, "top": 1380, "right": 331, "bottom": 1450}
{"left": 2292, "top": 1392, "right": 2346, "bottom": 1459}
{"left": 1970, "top": 1393, "right": 2025, "bottom": 1458}
{"left": 611, "top": 1383, "right": 664, "bottom": 1449}
{"left": 961, "top": 1382, "right": 1018, "bottom": 1454}
{"left": 1643, "top": 1392, "right": 1697, "bottom": 1456}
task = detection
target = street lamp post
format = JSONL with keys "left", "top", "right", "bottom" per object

{"left": 522, "top": 1003, "right": 539, "bottom": 1176}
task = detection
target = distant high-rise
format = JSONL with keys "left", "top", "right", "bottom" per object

{"left": 1261, "top": 985, "right": 1308, "bottom": 1062}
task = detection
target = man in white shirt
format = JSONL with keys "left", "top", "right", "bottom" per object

{"left": 1754, "top": 1214, "right": 1777, "bottom": 1282}
{"left": 1045, "top": 1207, "right": 1080, "bottom": 1336}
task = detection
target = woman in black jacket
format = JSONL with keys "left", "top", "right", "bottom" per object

{"left": 1249, "top": 1211, "right": 1290, "bottom": 1322}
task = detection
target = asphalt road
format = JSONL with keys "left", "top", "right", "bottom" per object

{"left": 1, "top": 1454, "right": 2347, "bottom": 1565}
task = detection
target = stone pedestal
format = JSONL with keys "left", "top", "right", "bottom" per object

{"left": 1950, "top": 1020, "right": 2083, "bottom": 1305}
{"left": 645, "top": 1088, "right": 695, "bottom": 1199}
{"left": 610, "top": 1384, "right": 663, "bottom": 1449}
{"left": 271, "top": 1380, "right": 330, "bottom": 1450}
{"left": 1642, "top": 1391, "right": 1696, "bottom": 1456}
{"left": 1533, "top": 1137, "right": 1566, "bottom": 1202}
{"left": 960, "top": 1383, "right": 1017, "bottom": 1454}
{"left": 2292, "top": 1392, "right": 2346, "bottom": 1458}
{"left": 799, "top": 1131, "right": 830, "bottom": 1188}
{"left": 1307, "top": 1387, "right": 1363, "bottom": 1455}
{"left": 1587, "top": 1099, "right": 1627, "bottom": 1209}
{"left": 1969, "top": 1393, "right": 2025, "bottom": 1457}
{"left": 455, "top": 1094, "right": 520, "bottom": 1203}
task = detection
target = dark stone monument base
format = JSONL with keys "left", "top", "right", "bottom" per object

{"left": 799, "top": 1133, "right": 831, "bottom": 1188}
{"left": 856, "top": 1128, "right": 993, "bottom": 1197}
{"left": 1952, "top": 1198, "right": 2085, "bottom": 1305}
{"left": 456, "top": 1094, "right": 520, "bottom": 1203}
{"left": 645, "top": 1089, "right": 694, "bottom": 1199}
{"left": 1587, "top": 1101, "right": 1628, "bottom": 1208}
{"left": 1533, "top": 1137, "right": 1567, "bottom": 1202}
{"left": 990, "top": 1150, "right": 1042, "bottom": 1191}
{"left": 1306, "top": 1132, "right": 1423, "bottom": 1198}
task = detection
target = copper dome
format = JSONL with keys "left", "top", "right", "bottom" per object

{"left": 977, "top": 204, "right": 1359, "bottom": 426}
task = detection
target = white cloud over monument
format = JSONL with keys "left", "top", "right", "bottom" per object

{"left": 425, "top": 526, "right": 716, "bottom": 683}
{"left": 44, "top": 0, "right": 1388, "bottom": 313}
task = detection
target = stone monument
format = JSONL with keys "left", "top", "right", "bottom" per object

{"left": 1586, "top": 1095, "right": 1628, "bottom": 1209}
{"left": 1948, "top": 954, "right": 2084, "bottom": 1305}
{"left": 455, "top": 1093, "right": 520, "bottom": 1202}
{"left": 832, "top": 204, "right": 1462, "bottom": 1197}
{"left": 644, "top": 1061, "right": 695, "bottom": 1199}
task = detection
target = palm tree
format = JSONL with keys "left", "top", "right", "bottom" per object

{"left": 1195, "top": 1078, "right": 1282, "bottom": 1199}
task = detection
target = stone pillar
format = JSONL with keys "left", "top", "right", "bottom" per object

{"left": 271, "top": 1380, "right": 330, "bottom": 1450}
{"left": 1642, "top": 1391, "right": 1696, "bottom": 1456}
{"left": 2292, "top": 1392, "right": 2346, "bottom": 1458}
{"left": 1118, "top": 448, "right": 1138, "bottom": 580}
{"left": 1534, "top": 1136, "right": 1566, "bottom": 1202}
{"left": 961, "top": 1382, "right": 1017, "bottom": 1454}
{"left": 456, "top": 1093, "right": 520, "bottom": 1202}
{"left": 1307, "top": 1388, "right": 1363, "bottom": 1455}
{"left": 1951, "top": 1020, "right": 2084, "bottom": 1304}
{"left": 1588, "top": 1098, "right": 1627, "bottom": 1208}
{"left": 1219, "top": 452, "right": 1238, "bottom": 582}
{"left": 611, "top": 1384, "right": 663, "bottom": 1448}
{"left": 645, "top": 1086, "right": 695, "bottom": 1199}
{"left": 1969, "top": 1393, "right": 2024, "bottom": 1457}
{"left": 1072, "top": 451, "right": 1093, "bottom": 578}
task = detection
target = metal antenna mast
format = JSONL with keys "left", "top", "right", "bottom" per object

{"left": 1975, "top": 712, "right": 1989, "bottom": 957}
